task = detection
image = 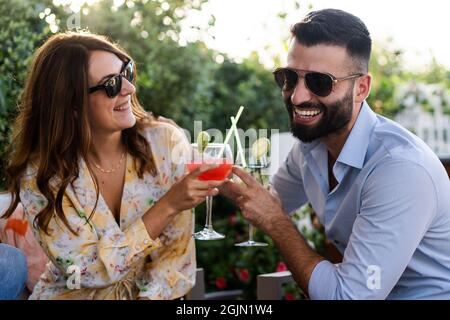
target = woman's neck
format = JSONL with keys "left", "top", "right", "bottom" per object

{"left": 88, "top": 131, "right": 125, "bottom": 167}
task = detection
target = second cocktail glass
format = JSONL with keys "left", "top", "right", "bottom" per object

{"left": 235, "top": 152, "right": 269, "bottom": 247}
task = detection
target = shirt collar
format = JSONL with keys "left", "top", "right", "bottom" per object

{"left": 335, "top": 101, "right": 378, "bottom": 169}
{"left": 301, "top": 101, "right": 378, "bottom": 170}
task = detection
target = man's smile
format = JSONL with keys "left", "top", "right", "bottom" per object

{"left": 292, "top": 106, "right": 323, "bottom": 125}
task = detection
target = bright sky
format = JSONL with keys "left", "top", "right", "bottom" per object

{"left": 180, "top": 0, "right": 450, "bottom": 70}
{"left": 58, "top": 0, "right": 450, "bottom": 70}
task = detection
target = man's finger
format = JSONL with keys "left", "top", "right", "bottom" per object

{"left": 232, "top": 166, "right": 258, "bottom": 187}
{"left": 226, "top": 179, "right": 248, "bottom": 198}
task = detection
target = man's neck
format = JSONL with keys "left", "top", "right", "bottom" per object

{"left": 322, "top": 128, "right": 351, "bottom": 161}
{"left": 321, "top": 102, "right": 363, "bottom": 161}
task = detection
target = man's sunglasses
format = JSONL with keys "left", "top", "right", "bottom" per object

{"left": 89, "top": 60, "right": 134, "bottom": 98}
{"left": 273, "top": 67, "right": 364, "bottom": 97}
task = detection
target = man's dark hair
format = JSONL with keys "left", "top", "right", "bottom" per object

{"left": 291, "top": 9, "right": 372, "bottom": 73}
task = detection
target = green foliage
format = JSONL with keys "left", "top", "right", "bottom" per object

{"left": 367, "top": 40, "right": 406, "bottom": 118}
{"left": 194, "top": 170, "right": 321, "bottom": 300}
{"left": 416, "top": 57, "right": 450, "bottom": 89}
{"left": 0, "top": 0, "right": 53, "bottom": 187}
{"left": 60, "top": 0, "right": 216, "bottom": 129}
{"left": 209, "top": 53, "right": 288, "bottom": 133}
{"left": 195, "top": 198, "right": 322, "bottom": 300}
{"left": 0, "top": 0, "right": 287, "bottom": 190}
{"left": 1, "top": 0, "right": 449, "bottom": 300}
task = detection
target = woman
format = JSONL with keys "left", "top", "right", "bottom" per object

{"left": 2, "top": 31, "right": 223, "bottom": 299}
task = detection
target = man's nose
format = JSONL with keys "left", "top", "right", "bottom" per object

{"left": 290, "top": 76, "right": 313, "bottom": 106}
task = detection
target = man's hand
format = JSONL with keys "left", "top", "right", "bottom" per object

{"left": 226, "top": 166, "right": 285, "bottom": 234}
{"left": 226, "top": 167, "right": 324, "bottom": 295}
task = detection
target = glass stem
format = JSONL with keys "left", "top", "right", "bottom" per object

{"left": 248, "top": 223, "right": 255, "bottom": 242}
{"left": 249, "top": 167, "right": 262, "bottom": 242}
{"left": 205, "top": 195, "right": 213, "bottom": 231}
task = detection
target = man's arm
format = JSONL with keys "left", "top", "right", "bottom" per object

{"left": 308, "top": 159, "right": 437, "bottom": 299}
{"left": 229, "top": 166, "right": 324, "bottom": 294}
{"left": 266, "top": 210, "right": 325, "bottom": 293}
{"left": 230, "top": 158, "right": 438, "bottom": 299}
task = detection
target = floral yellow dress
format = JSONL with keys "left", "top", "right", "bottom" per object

{"left": 20, "top": 122, "right": 196, "bottom": 300}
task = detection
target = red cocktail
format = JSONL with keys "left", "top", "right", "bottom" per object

{"left": 187, "top": 162, "right": 232, "bottom": 181}
{"left": 189, "top": 143, "right": 233, "bottom": 240}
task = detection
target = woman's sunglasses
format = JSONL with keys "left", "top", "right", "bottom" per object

{"left": 273, "top": 67, "right": 364, "bottom": 97}
{"left": 89, "top": 60, "right": 134, "bottom": 98}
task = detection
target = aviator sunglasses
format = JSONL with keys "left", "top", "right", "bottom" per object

{"left": 273, "top": 67, "right": 364, "bottom": 97}
{"left": 89, "top": 60, "right": 134, "bottom": 98}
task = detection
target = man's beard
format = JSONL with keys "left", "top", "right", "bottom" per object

{"left": 285, "top": 89, "right": 354, "bottom": 143}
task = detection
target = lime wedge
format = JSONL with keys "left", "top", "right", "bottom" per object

{"left": 251, "top": 138, "right": 270, "bottom": 160}
{"left": 197, "top": 131, "right": 211, "bottom": 153}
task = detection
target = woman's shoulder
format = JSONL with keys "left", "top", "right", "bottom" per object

{"left": 21, "top": 161, "right": 39, "bottom": 183}
{"left": 141, "top": 118, "right": 189, "bottom": 147}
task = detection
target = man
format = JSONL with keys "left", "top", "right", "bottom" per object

{"left": 221, "top": 9, "right": 450, "bottom": 299}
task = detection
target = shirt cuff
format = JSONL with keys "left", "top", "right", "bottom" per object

{"left": 125, "top": 218, "right": 162, "bottom": 255}
{"left": 308, "top": 260, "right": 338, "bottom": 300}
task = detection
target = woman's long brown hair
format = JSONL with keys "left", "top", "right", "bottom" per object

{"left": 2, "top": 31, "right": 157, "bottom": 235}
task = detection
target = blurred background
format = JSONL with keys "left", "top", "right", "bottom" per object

{"left": 0, "top": 0, "right": 449, "bottom": 299}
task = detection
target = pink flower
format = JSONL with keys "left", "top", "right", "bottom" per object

{"left": 238, "top": 268, "right": 250, "bottom": 282}
{"left": 276, "top": 262, "right": 287, "bottom": 272}
{"left": 229, "top": 212, "right": 237, "bottom": 226}
{"left": 215, "top": 277, "right": 226, "bottom": 289}
{"left": 284, "top": 293, "right": 295, "bottom": 300}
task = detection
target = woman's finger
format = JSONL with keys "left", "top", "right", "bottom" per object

{"left": 192, "top": 179, "right": 226, "bottom": 190}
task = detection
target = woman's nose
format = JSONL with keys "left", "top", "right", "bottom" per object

{"left": 121, "top": 78, "right": 135, "bottom": 96}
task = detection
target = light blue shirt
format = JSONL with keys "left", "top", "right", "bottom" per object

{"left": 271, "top": 101, "right": 450, "bottom": 299}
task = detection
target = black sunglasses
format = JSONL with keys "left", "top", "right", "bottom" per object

{"left": 89, "top": 60, "right": 134, "bottom": 98}
{"left": 273, "top": 67, "right": 364, "bottom": 97}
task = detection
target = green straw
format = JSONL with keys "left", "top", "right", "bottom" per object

{"left": 219, "top": 106, "right": 246, "bottom": 167}
{"left": 230, "top": 116, "right": 247, "bottom": 168}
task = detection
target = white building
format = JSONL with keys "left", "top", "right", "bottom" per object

{"left": 394, "top": 82, "right": 450, "bottom": 157}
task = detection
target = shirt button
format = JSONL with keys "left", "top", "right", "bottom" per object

{"left": 143, "top": 239, "right": 150, "bottom": 245}
{"left": 135, "top": 245, "right": 141, "bottom": 251}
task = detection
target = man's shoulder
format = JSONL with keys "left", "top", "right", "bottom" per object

{"left": 370, "top": 114, "right": 437, "bottom": 167}
{"left": 357, "top": 113, "right": 450, "bottom": 194}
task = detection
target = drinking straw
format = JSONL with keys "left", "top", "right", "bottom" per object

{"left": 230, "top": 116, "right": 247, "bottom": 168}
{"left": 219, "top": 106, "right": 246, "bottom": 167}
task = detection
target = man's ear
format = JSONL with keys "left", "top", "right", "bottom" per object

{"left": 354, "top": 73, "right": 372, "bottom": 104}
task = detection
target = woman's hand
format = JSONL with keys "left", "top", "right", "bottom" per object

{"left": 158, "top": 164, "right": 227, "bottom": 216}
{"left": 142, "top": 164, "right": 227, "bottom": 239}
